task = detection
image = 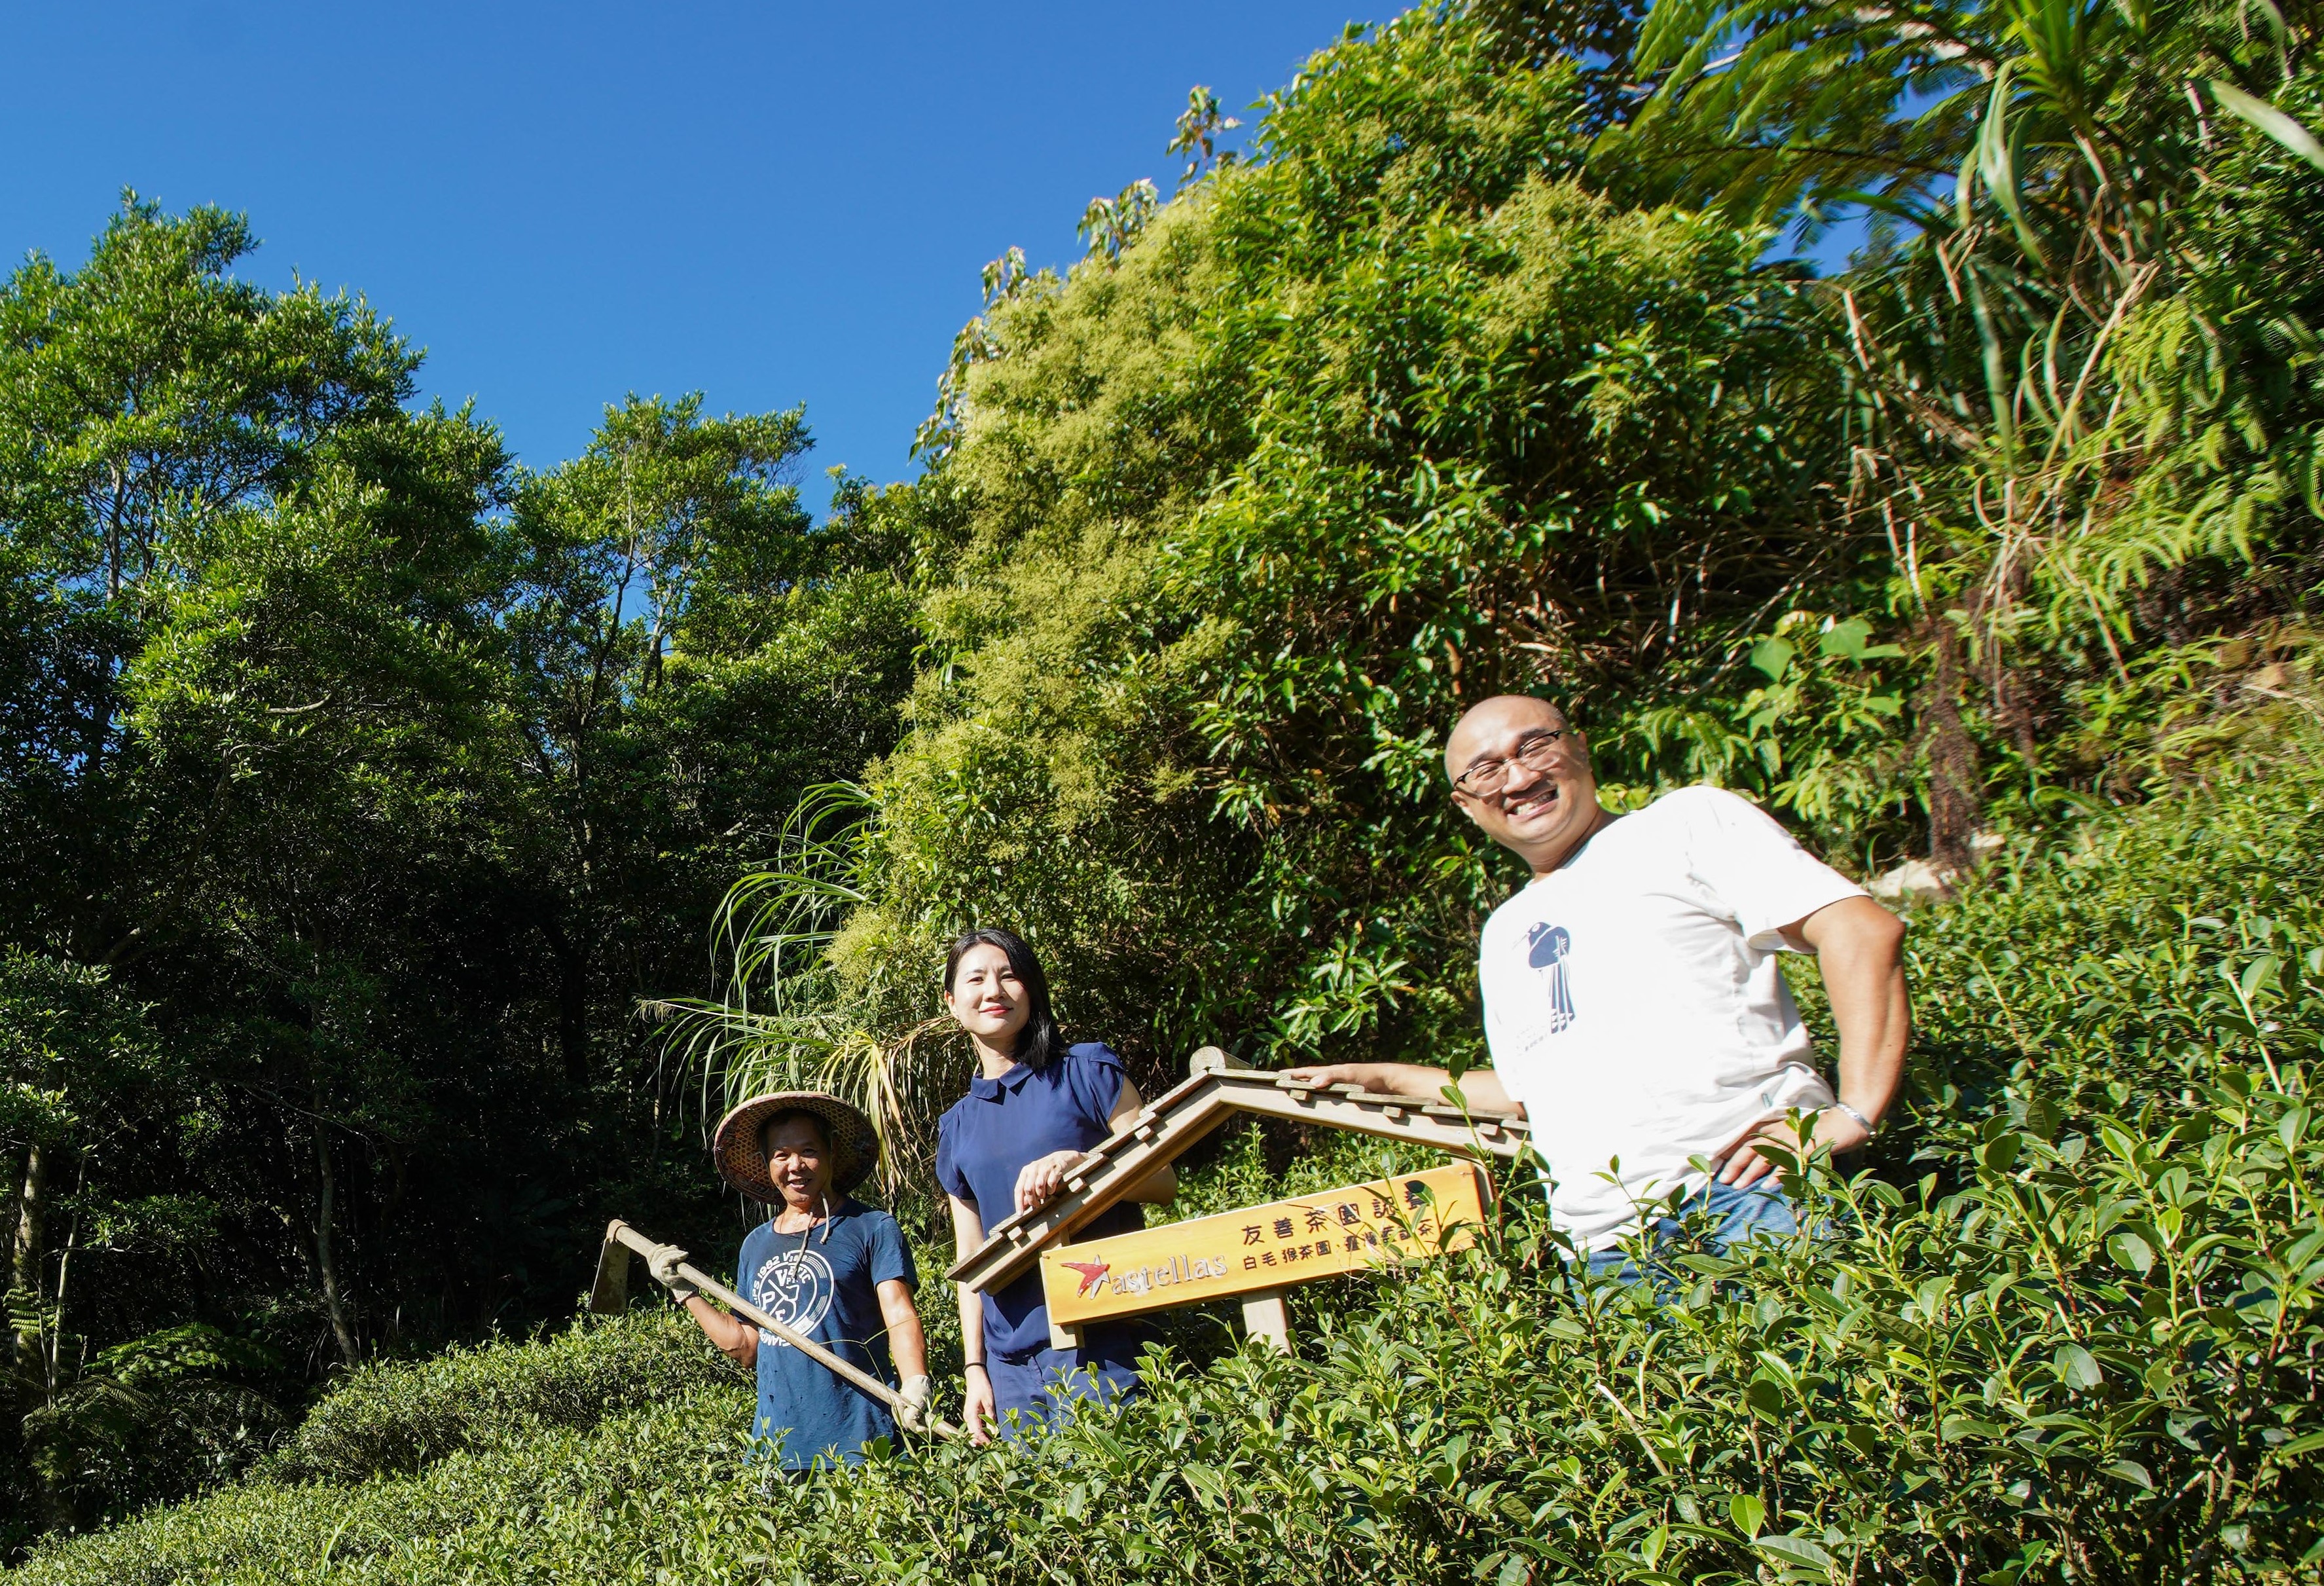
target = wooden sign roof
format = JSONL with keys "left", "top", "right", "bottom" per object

{"left": 945, "top": 1048, "right": 1528, "bottom": 1297}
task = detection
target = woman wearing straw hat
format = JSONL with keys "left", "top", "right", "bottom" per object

{"left": 935, "top": 927, "right": 1176, "bottom": 1444}
{"left": 663, "top": 1090, "right": 932, "bottom": 1474}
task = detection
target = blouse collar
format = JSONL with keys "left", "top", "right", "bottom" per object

{"left": 969, "top": 1060, "right": 1036, "bottom": 1101}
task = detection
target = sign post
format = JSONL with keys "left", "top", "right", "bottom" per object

{"left": 1038, "top": 1162, "right": 1489, "bottom": 1352}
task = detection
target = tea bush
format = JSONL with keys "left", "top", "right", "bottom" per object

{"left": 14, "top": 764, "right": 2323, "bottom": 1583}
{"left": 1902, "top": 774, "right": 2324, "bottom": 1149}
{"left": 255, "top": 1308, "right": 744, "bottom": 1486}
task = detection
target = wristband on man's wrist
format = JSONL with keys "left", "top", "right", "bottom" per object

{"left": 1832, "top": 1100, "right": 1878, "bottom": 1137}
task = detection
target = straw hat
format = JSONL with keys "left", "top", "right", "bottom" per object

{"left": 712, "top": 1091, "right": 881, "bottom": 1202}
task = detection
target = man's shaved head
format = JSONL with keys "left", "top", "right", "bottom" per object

{"left": 1445, "top": 695, "right": 1569, "bottom": 780}
{"left": 1442, "top": 693, "right": 1606, "bottom": 877}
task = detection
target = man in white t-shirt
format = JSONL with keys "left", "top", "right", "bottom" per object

{"left": 1285, "top": 695, "right": 1909, "bottom": 1268}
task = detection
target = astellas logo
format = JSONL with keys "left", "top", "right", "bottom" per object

{"left": 1526, "top": 922, "right": 1576, "bottom": 1033}
{"left": 1072, "top": 1254, "right": 1230, "bottom": 1299}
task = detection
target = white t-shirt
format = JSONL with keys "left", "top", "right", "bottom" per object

{"left": 1477, "top": 785, "right": 1865, "bottom": 1250}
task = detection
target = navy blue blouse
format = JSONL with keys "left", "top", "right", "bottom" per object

{"left": 935, "top": 1042, "right": 1146, "bottom": 1361}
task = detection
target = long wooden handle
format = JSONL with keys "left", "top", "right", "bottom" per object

{"left": 612, "top": 1223, "right": 962, "bottom": 1442}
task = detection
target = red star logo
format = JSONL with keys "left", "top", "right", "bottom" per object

{"left": 1062, "top": 1259, "right": 1110, "bottom": 1297}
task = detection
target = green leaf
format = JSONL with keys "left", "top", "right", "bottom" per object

{"left": 1749, "top": 637, "right": 1794, "bottom": 682}
{"left": 1817, "top": 618, "right": 1872, "bottom": 660}
{"left": 2054, "top": 1343, "right": 2103, "bottom": 1391}
{"left": 2210, "top": 79, "right": 2324, "bottom": 174}
{"left": 2103, "top": 1458, "right": 2154, "bottom": 1490}
{"left": 1973, "top": 63, "right": 2048, "bottom": 265}
{"left": 2106, "top": 1232, "right": 2155, "bottom": 1274}
{"left": 1729, "top": 1494, "right": 1766, "bottom": 1538}
{"left": 1756, "top": 1534, "right": 1835, "bottom": 1569}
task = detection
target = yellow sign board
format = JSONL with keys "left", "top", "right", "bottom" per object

{"left": 1040, "top": 1162, "right": 1489, "bottom": 1325}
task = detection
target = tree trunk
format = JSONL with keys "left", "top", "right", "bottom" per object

{"left": 11, "top": 1135, "right": 50, "bottom": 1441}
{"left": 5, "top": 1144, "right": 33, "bottom": 1293}
{"left": 46, "top": 1162, "right": 85, "bottom": 1403}
{"left": 314, "top": 1127, "right": 359, "bottom": 1367}
{"left": 1921, "top": 618, "right": 1981, "bottom": 874}
{"left": 12, "top": 1142, "right": 46, "bottom": 1285}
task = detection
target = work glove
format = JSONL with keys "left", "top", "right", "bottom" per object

{"left": 898, "top": 1373, "right": 934, "bottom": 1432}
{"left": 648, "top": 1244, "right": 698, "bottom": 1302}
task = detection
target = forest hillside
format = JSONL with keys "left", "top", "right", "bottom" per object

{"left": 4, "top": 0, "right": 2323, "bottom": 1579}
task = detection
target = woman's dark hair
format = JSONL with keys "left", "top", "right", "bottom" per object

{"left": 943, "top": 927, "right": 1062, "bottom": 1073}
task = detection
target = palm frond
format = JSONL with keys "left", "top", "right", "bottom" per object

{"left": 645, "top": 784, "right": 968, "bottom": 1195}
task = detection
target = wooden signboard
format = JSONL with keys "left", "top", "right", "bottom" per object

{"left": 1039, "top": 1162, "right": 1489, "bottom": 1348}
{"left": 948, "top": 1050, "right": 1527, "bottom": 1305}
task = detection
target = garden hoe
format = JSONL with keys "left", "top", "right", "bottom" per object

{"left": 589, "top": 1219, "right": 962, "bottom": 1441}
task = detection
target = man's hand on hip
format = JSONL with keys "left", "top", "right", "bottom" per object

{"left": 1716, "top": 1106, "right": 1874, "bottom": 1188}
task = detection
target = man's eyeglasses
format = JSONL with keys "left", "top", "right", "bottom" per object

{"left": 1451, "top": 729, "right": 1567, "bottom": 796}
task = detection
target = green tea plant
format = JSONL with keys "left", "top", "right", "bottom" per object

{"left": 253, "top": 1308, "right": 744, "bottom": 1486}
{"left": 20, "top": 751, "right": 2324, "bottom": 1584}
{"left": 30, "top": 1084, "right": 2314, "bottom": 1585}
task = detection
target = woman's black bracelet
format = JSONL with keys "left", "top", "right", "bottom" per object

{"left": 964, "top": 1360, "right": 988, "bottom": 1374}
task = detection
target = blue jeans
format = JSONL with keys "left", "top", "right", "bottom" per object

{"left": 1586, "top": 1177, "right": 1802, "bottom": 1284}
{"left": 986, "top": 1344, "right": 1140, "bottom": 1444}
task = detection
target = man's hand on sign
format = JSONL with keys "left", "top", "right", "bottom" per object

{"left": 1277, "top": 1061, "right": 1523, "bottom": 1116}
{"left": 1279, "top": 1061, "right": 1366, "bottom": 1088}
{"left": 1715, "top": 1106, "right": 1873, "bottom": 1189}
{"left": 1015, "top": 1149, "right": 1085, "bottom": 1212}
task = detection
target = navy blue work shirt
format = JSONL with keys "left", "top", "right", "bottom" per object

{"left": 935, "top": 1042, "right": 1146, "bottom": 1362}
{"left": 736, "top": 1199, "right": 917, "bottom": 1469}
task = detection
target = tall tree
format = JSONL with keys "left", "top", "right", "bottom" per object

{"left": 0, "top": 200, "right": 924, "bottom": 1549}
{"left": 510, "top": 394, "right": 820, "bottom": 1086}
{"left": 0, "top": 194, "right": 414, "bottom": 962}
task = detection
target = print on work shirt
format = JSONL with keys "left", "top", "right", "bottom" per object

{"left": 750, "top": 1246, "right": 835, "bottom": 1346}
{"left": 1525, "top": 923, "right": 1576, "bottom": 1033}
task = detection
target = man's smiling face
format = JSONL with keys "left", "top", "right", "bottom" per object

{"left": 1445, "top": 695, "right": 1606, "bottom": 874}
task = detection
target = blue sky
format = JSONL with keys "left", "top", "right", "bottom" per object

{"left": 1, "top": 3, "right": 1364, "bottom": 515}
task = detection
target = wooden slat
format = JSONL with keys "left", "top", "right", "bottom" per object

{"left": 945, "top": 1055, "right": 1529, "bottom": 1297}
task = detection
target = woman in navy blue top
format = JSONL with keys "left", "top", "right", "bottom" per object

{"left": 935, "top": 927, "right": 1176, "bottom": 1443}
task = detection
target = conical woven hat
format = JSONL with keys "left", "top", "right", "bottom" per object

{"left": 712, "top": 1091, "right": 880, "bottom": 1202}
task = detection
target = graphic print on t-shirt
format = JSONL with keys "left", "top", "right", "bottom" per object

{"left": 750, "top": 1246, "right": 835, "bottom": 1347}
{"left": 1525, "top": 922, "right": 1576, "bottom": 1033}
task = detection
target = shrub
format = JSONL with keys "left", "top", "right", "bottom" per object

{"left": 16, "top": 764, "right": 2323, "bottom": 1583}
{"left": 254, "top": 1308, "right": 744, "bottom": 1486}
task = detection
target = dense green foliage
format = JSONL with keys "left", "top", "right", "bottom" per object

{"left": 16, "top": 759, "right": 2324, "bottom": 1583}
{"left": 0, "top": 202, "right": 918, "bottom": 1537}
{"left": 249, "top": 1308, "right": 744, "bottom": 1488}
{"left": 690, "top": 0, "right": 2324, "bottom": 1145}
{"left": 6, "top": 0, "right": 2324, "bottom": 1573}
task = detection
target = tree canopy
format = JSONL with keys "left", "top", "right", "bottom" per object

{"left": 4, "top": 0, "right": 2323, "bottom": 1566}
